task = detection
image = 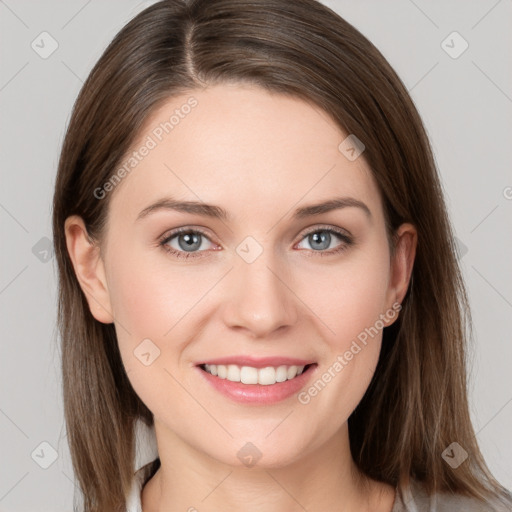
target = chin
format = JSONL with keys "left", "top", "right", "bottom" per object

{"left": 202, "top": 431, "right": 314, "bottom": 470}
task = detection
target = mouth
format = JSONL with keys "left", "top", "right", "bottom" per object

{"left": 195, "top": 359, "right": 318, "bottom": 404}
{"left": 199, "top": 363, "right": 315, "bottom": 385}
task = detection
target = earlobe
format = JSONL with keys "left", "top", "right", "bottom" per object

{"left": 384, "top": 223, "right": 417, "bottom": 325}
{"left": 64, "top": 215, "right": 114, "bottom": 324}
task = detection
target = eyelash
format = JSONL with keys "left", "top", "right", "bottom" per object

{"left": 158, "top": 225, "right": 354, "bottom": 260}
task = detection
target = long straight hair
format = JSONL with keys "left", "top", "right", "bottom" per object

{"left": 52, "top": 0, "right": 512, "bottom": 510}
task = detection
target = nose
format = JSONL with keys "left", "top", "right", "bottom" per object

{"left": 221, "top": 250, "right": 299, "bottom": 338}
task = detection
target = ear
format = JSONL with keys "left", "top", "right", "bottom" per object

{"left": 383, "top": 222, "right": 417, "bottom": 326}
{"left": 64, "top": 215, "right": 114, "bottom": 324}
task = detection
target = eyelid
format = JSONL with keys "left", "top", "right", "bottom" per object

{"left": 158, "top": 225, "right": 218, "bottom": 245}
{"left": 297, "top": 223, "right": 352, "bottom": 241}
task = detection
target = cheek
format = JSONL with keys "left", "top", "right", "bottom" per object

{"left": 104, "top": 249, "right": 176, "bottom": 385}
{"left": 298, "top": 243, "right": 391, "bottom": 351}
{"left": 106, "top": 248, "right": 195, "bottom": 340}
{"left": 105, "top": 249, "right": 219, "bottom": 406}
{"left": 292, "top": 243, "right": 390, "bottom": 411}
{"left": 107, "top": 255, "right": 190, "bottom": 420}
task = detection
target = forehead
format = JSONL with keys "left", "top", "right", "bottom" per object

{"left": 108, "top": 84, "right": 382, "bottom": 223}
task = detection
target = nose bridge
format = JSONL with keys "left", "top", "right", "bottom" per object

{"left": 223, "top": 237, "right": 298, "bottom": 336}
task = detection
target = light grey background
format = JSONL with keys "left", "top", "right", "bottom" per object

{"left": 1, "top": 1, "right": 511, "bottom": 510}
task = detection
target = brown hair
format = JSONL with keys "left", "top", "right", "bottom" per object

{"left": 52, "top": 0, "right": 512, "bottom": 510}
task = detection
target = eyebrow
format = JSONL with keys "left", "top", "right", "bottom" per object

{"left": 136, "top": 196, "right": 372, "bottom": 222}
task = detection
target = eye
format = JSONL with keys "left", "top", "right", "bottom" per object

{"left": 159, "top": 228, "right": 217, "bottom": 259}
{"left": 295, "top": 227, "right": 353, "bottom": 256}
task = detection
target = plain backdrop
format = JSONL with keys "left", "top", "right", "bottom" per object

{"left": 0, "top": 1, "right": 511, "bottom": 510}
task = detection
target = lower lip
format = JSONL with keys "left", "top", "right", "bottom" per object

{"left": 196, "top": 364, "right": 317, "bottom": 404}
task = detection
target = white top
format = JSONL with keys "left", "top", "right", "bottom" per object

{"left": 126, "top": 466, "right": 146, "bottom": 512}
{"left": 125, "top": 465, "right": 510, "bottom": 511}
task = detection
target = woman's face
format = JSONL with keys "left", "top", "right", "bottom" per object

{"left": 86, "top": 84, "right": 414, "bottom": 467}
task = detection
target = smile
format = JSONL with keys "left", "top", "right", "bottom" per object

{"left": 196, "top": 358, "right": 318, "bottom": 404}
{"left": 201, "top": 363, "right": 311, "bottom": 385}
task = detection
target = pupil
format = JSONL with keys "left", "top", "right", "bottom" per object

{"left": 310, "top": 231, "right": 330, "bottom": 250}
{"left": 179, "top": 232, "right": 201, "bottom": 251}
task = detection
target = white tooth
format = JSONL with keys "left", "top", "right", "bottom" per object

{"left": 240, "top": 366, "right": 258, "bottom": 384}
{"left": 227, "top": 364, "right": 241, "bottom": 382}
{"left": 258, "top": 366, "right": 277, "bottom": 385}
{"left": 287, "top": 365, "right": 298, "bottom": 379}
{"left": 209, "top": 363, "right": 307, "bottom": 384}
{"left": 275, "top": 365, "right": 288, "bottom": 382}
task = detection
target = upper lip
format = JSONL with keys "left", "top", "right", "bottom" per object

{"left": 197, "top": 356, "right": 316, "bottom": 368}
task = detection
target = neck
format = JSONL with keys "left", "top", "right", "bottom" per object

{"left": 141, "top": 421, "right": 395, "bottom": 512}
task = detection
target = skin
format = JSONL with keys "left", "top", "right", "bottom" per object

{"left": 65, "top": 83, "right": 417, "bottom": 511}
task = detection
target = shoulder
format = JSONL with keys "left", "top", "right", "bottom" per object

{"left": 392, "top": 478, "right": 512, "bottom": 512}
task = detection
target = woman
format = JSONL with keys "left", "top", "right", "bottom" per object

{"left": 52, "top": 0, "right": 512, "bottom": 510}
